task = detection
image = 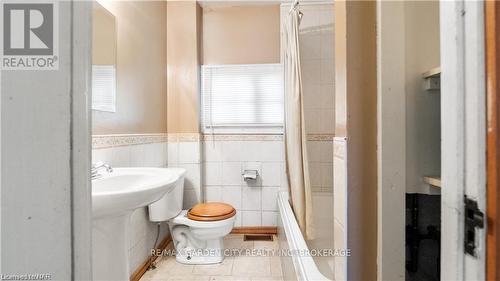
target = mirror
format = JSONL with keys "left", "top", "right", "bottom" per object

{"left": 92, "top": 1, "right": 117, "bottom": 112}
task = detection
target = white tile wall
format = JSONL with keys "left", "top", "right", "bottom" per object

{"left": 221, "top": 186, "right": 242, "bottom": 209}
{"left": 242, "top": 186, "right": 262, "bottom": 211}
{"left": 201, "top": 140, "right": 285, "bottom": 227}
{"left": 92, "top": 141, "right": 169, "bottom": 274}
{"left": 92, "top": 142, "right": 168, "bottom": 168}
{"left": 307, "top": 140, "right": 334, "bottom": 193}
{"left": 241, "top": 210, "right": 262, "bottom": 227}
{"left": 168, "top": 140, "right": 202, "bottom": 209}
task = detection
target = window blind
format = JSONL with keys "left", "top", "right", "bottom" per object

{"left": 92, "top": 65, "right": 116, "bottom": 112}
{"left": 201, "top": 64, "right": 284, "bottom": 133}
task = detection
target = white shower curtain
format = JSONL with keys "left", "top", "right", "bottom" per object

{"left": 283, "top": 4, "right": 315, "bottom": 240}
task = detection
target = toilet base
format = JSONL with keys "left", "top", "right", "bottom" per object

{"left": 174, "top": 238, "right": 226, "bottom": 265}
{"left": 167, "top": 210, "right": 236, "bottom": 265}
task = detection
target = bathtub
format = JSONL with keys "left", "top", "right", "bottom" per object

{"left": 277, "top": 192, "right": 332, "bottom": 281}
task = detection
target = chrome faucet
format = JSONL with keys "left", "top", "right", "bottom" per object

{"left": 91, "top": 162, "right": 113, "bottom": 180}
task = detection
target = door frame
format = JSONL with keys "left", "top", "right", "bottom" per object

{"left": 486, "top": 1, "right": 500, "bottom": 280}
{"left": 440, "top": 0, "right": 487, "bottom": 280}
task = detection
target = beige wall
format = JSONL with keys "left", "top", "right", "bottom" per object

{"left": 334, "top": 1, "right": 378, "bottom": 280}
{"left": 202, "top": 5, "right": 280, "bottom": 65}
{"left": 92, "top": 2, "right": 116, "bottom": 65}
{"left": 92, "top": 1, "right": 167, "bottom": 134}
{"left": 166, "top": 1, "right": 201, "bottom": 133}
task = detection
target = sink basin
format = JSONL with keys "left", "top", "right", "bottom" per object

{"left": 92, "top": 168, "right": 179, "bottom": 218}
{"left": 91, "top": 167, "right": 184, "bottom": 281}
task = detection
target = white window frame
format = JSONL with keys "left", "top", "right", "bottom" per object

{"left": 200, "top": 63, "right": 284, "bottom": 135}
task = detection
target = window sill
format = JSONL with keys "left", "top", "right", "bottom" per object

{"left": 202, "top": 127, "right": 283, "bottom": 135}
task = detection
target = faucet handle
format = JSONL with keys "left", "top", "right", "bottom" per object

{"left": 92, "top": 161, "right": 104, "bottom": 169}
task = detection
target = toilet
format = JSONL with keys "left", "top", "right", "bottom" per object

{"left": 148, "top": 169, "right": 236, "bottom": 265}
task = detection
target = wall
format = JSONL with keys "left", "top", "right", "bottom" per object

{"left": 334, "top": 1, "right": 377, "bottom": 280}
{"left": 196, "top": 4, "right": 286, "bottom": 227}
{"left": 93, "top": 2, "right": 116, "bottom": 65}
{"left": 376, "top": 1, "right": 440, "bottom": 279}
{"left": 167, "top": 134, "right": 202, "bottom": 210}
{"left": 92, "top": 1, "right": 168, "bottom": 134}
{"left": 376, "top": 1, "right": 406, "bottom": 280}
{"left": 202, "top": 136, "right": 286, "bottom": 227}
{"left": 404, "top": 1, "right": 441, "bottom": 194}
{"left": 166, "top": 1, "right": 201, "bottom": 134}
{"left": 202, "top": 5, "right": 280, "bottom": 65}
{"left": 91, "top": 0, "right": 168, "bottom": 275}
{"left": 165, "top": 1, "right": 203, "bottom": 211}
{"left": 1, "top": 2, "right": 92, "bottom": 279}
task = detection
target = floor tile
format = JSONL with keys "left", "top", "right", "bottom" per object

{"left": 209, "top": 276, "right": 251, "bottom": 281}
{"left": 225, "top": 237, "right": 254, "bottom": 251}
{"left": 251, "top": 277, "right": 284, "bottom": 281}
{"left": 232, "top": 256, "right": 272, "bottom": 277}
{"left": 270, "top": 257, "right": 283, "bottom": 277}
{"left": 141, "top": 234, "right": 282, "bottom": 281}
{"left": 192, "top": 257, "right": 234, "bottom": 276}
{"left": 150, "top": 257, "right": 194, "bottom": 277}
{"left": 168, "top": 277, "right": 210, "bottom": 281}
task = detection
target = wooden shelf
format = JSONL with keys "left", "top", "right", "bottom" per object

{"left": 423, "top": 176, "right": 441, "bottom": 188}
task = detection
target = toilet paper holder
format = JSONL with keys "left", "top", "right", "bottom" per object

{"left": 242, "top": 170, "right": 259, "bottom": 181}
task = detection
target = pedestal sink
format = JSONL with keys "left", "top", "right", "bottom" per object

{"left": 92, "top": 167, "right": 184, "bottom": 281}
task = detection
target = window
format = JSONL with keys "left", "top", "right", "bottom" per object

{"left": 92, "top": 65, "right": 116, "bottom": 112}
{"left": 201, "top": 64, "right": 284, "bottom": 134}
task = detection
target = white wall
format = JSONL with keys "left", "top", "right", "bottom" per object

{"left": 1, "top": 1, "right": 92, "bottom": 279}
{"left": 202, "top": 136, "right": 285, "bottom": 227}
{"left": 376, "top": 1, "right": 406, "bottom": 280}
{"left": 167, "top": 135, "right": 202, "bottom": 209}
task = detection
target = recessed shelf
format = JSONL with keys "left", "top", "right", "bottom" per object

{"left": 422, "top": 67, "right": 441, "bottom": 79}
{"left": 422, "top": 67, "right": 441, "bottom": 91}
{"left": 423, "top": 176, "right": 441, "bottom": 188}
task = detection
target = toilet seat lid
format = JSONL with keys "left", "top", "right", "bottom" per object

{"left": 187, "top": 202, "right": 236, "bottom": 221}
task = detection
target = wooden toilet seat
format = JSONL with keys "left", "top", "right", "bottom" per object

{"left": 187, "top": 202, "right": 236, "bottom": 221}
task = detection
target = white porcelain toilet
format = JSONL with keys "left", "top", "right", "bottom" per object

{"left": 148, "top": 169, "right": 236, "bottom": 265}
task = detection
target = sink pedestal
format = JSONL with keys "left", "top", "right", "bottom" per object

{"left": 91, "top": 168, "right": 185, "bottom": 280}
{"left": 92, "top": 213, "right": 131, "bottom": 281}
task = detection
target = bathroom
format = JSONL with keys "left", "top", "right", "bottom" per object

{"left": 91, "top": 1, "right": 334, "bottom": 280}
{"left": 4, "top": 0, "right": 495, "bottom": 280}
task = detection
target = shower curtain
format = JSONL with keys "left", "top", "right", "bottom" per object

{"left": 283, "top": 3, "right": 315, "bottom": 240}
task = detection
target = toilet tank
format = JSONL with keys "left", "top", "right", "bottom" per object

{"left": 148, "top": 168, "right": 186, "bottom": 222}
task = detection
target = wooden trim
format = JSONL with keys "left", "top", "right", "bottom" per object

{"left": 130, "top": 234, "right": 172, "bottom": 281}
{"left": 230, "top": 227, "right": 278, "bottom": 235}
{"left": 486, "top": 1, "right": 500, "bottom": 280}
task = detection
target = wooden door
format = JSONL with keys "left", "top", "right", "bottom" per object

{"left": 486, "top": 1, "right": 500, "bottom": 280}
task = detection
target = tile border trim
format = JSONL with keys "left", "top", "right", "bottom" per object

{"left": 92, "top": 134, "right": 168, "bottom": 149}
{"left": 92, "top": 133, "right": 335, "bottom": 148}
{"left": 202, "top": 134, "right": 335, "bottom": 142}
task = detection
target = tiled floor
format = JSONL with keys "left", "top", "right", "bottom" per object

{"left": 141, "top": 234, "right": 284, "bottom": 281}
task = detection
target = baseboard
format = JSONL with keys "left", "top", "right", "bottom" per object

{"left": 130, "top": 234, "right": 172, "bottom": 281}
{"left": 231, "top": 226, "right": 278, "bottom": 235}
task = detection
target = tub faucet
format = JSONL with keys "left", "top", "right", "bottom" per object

{"left": 91, "top": 162, "right": 113, "bottom": 180}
